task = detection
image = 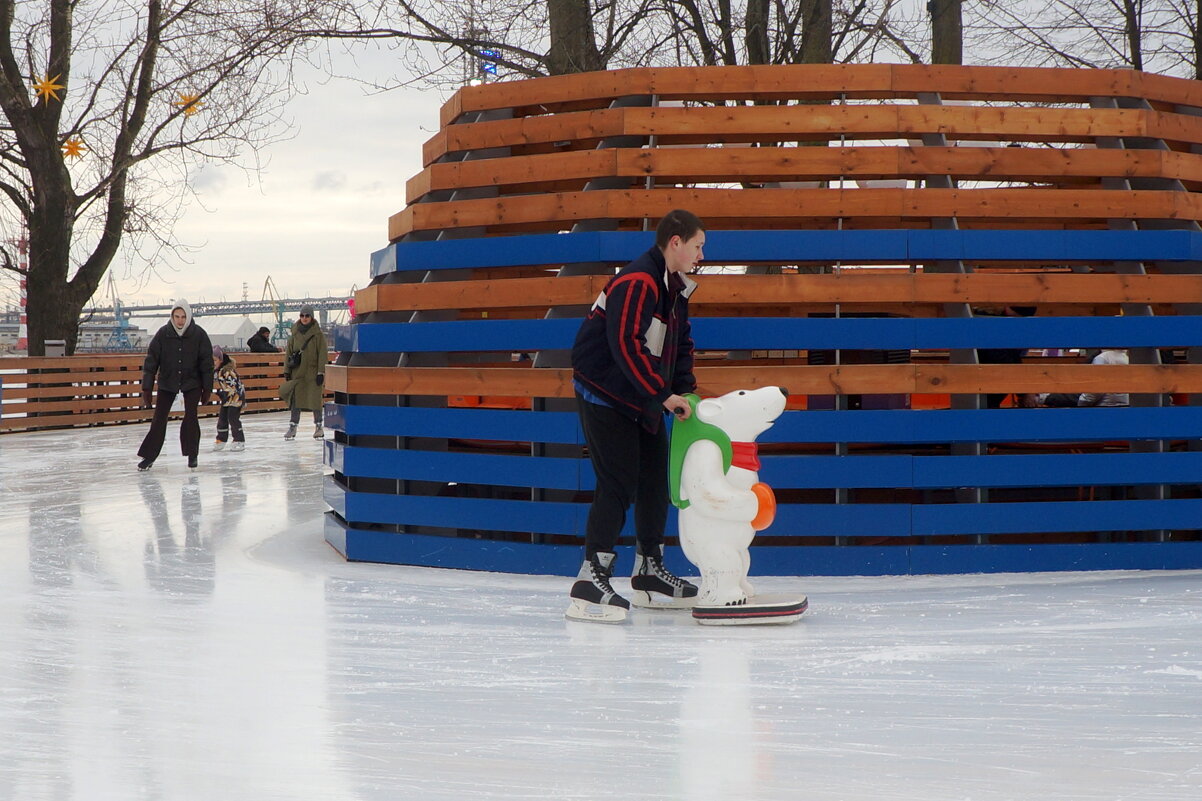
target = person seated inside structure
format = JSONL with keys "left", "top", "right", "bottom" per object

{"left": 1028, "top": 347, "right": 1129, "bottom": 408}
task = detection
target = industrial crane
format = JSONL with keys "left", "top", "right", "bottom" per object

{"left": 105, "top": 274, "right": 134, "bottom": 351}
{"left": 261, "top": 277, "right": 290, "bottom": 344}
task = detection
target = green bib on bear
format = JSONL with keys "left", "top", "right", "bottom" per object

{"left": 669, "top": 393, "right": 733, "bottom": 510}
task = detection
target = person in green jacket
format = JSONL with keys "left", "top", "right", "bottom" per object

{"left": 283, "top": 305, "right": 327, "bottom": 440}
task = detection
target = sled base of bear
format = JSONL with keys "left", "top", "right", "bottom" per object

{"left": 691, "top": 593, "right": 808, "bottom": 626}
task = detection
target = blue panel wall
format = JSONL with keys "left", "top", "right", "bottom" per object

{"left": 331, "top": 229, "right": 1202, "bottom": 576}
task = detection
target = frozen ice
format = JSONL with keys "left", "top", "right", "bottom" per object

{"left": 1, "top": 412, "right": 1201, "bottom": 800}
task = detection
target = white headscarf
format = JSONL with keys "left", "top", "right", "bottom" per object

{"left": 171, "top": 298, "right": 192, "bottom": 336}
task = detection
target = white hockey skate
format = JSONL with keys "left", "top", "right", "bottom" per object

{"left": 565, "top": 551, "right": 630, "bottom": 623}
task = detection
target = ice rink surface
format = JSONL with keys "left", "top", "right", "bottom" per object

{"left": 2, "top": 412, "right": 1201, "bottom": 801}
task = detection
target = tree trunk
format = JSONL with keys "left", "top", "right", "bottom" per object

{"left": 1195, "top": 0, "right": 1202, "bottom": 80}
{"left": 746, "top": 0, "right": 770, "bottom": 64}
{"left": 930, "top": 0, "right": 963, "bottom": 65}
{"left": 546, "top": 0, "right": 603, "bottom": 74}
{"left": 25, "top": 246, "right": 83, "bottom": 356}
{"left": 22, "top": 173, "right": 81, "bottom": 354}
{"left": 1123, "top": 0, "right": 1142, "bottom": 70}
{"left": 800, "top": 0, "right": 833, "bottom": 63}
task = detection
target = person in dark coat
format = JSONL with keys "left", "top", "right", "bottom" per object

{"left": 566, "top": 209, "right": 704, "bottom": 622}
{"left": 282, "top": 305, "right": 327, "bottom": 440}
{"left": 247, "top": 326, "right": 279, "bottom": 353}
{"left": 137, "top": 299, "right": 214, "bottom": 470}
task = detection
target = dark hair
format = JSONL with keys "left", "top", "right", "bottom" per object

{"left": 655, "top": 209, "right": 704, "bottom": 250}
{"left": 257, "top": 327, "right": 270, "bottom": 335}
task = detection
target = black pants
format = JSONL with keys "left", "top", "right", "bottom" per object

{"left": 577, "top": 394, "right": 668, "bottom": 559}
{"left": 216, "top": 406, "right": 244, "bottom": 443}
{"left": 139, "top": 387, "right": 201, "bottom": 460}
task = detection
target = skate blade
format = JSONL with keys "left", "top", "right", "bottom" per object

{"left": 693, "top": 594, "right": 808, "bottom": 626}
{"left": 565, "top": 599, "right": 628, "bottom": 623}
{"left": 630, "top": 590, "right": 697, "bottom": 610}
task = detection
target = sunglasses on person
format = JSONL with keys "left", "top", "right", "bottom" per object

{"left": 299, "top": 313, "right": 312, "bottom": 318}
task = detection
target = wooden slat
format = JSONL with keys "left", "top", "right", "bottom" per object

{"left": 358, "top": 273, "right": 1202, "bottom": 313}
{"left": 1, "top": 383, "right": 138, "bottom": 401}
{"left": 425, "top": 105, "right": 1201, "bottom": 165}
{"left": 388, "top": 187, "right": 1202, "bottom": 240}
{"left": 442, "top": 64, "right": 894, "bottom": 125}
{"left": 2, "top": 368, "right": 145, "bottom": 385}
{"left": 358, "top": 276, "right": 607, "bottom": 313}
{"left": 0, "top": 354, "right": 286, "bottom": 371}
{"left": 407, "top": 147, "right": 1202, "bottom": 204}
{"left": 440, "top": 65, "right": 1202, "bottom": 127}
{"left": 0, "top": 355, "right": 138, "bottom": 369}
{"left": 327, "top": 363, "right": 1202, "bottom": 398}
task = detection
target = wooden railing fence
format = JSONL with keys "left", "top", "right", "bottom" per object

{"left": 0, "top": 353, "right": 332, "bottom": 434}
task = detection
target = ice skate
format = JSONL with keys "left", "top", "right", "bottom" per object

{"left": 212, "top": 440, "right": 225, "bottom": 452}
{"left": 284, "top": 424, "right": 297, "bottom": 441}
{"left": 565, "top": 551, "right": 630, "bottom": 623}
{"left": 230, "top": 441, "right": 245, "bottom": 452}
{"left": 187, "top": 455, "right": 198, "bottom": 469}
{"left": 630, "top": 544, "right": 699, "bottom": 609}
{"left": 313, "top": 424, "right": 324, "bottom": 439}
{"left": 137, "top": 458, "right": 154, "bottom": 471}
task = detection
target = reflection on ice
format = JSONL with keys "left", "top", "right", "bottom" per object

{"left": 1, "top": 413, "right": 1201, "bottom": 800}
{"left": 140, "top": 474, "right": 216, "bottom": 599}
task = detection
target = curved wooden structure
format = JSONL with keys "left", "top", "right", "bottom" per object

{"left": 325, "top": 64, "right": 1202, "bottom": 576}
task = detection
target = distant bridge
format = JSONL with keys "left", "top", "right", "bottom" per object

{"left": 81, "top": 296, "right": 352, "bottom": 321}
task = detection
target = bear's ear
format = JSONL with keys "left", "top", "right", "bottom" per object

{"left": 697, "top": 397, "right": 723, "bottom": 421}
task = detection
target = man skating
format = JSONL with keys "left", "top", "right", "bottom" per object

{"left": 567, "top": 209, "right": 705, "bottom": 622}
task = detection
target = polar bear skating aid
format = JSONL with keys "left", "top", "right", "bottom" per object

{"left": 670, "top": 387, "right": 807, "bottom": 625}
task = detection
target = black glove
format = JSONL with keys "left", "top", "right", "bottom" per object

{"left": 201, "top": 390, "right": 211, "bottom": 405}
{"left": 283, "top": 371, "right": 291, "bottom": 382}
{"left": 315, "top": 373, "right": 324, "bottom": 386}
{"left": 142, "top": 390, "right": 153, "bottom": 408}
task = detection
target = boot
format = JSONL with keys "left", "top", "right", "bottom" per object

{"left": 565, "top": 551, "right": 630, "bottom": 623}
{"left": 137, "top": 458, "right": 154, "bottom": 471}
{"left": 187, "top": 455, "right": 198, "bottom": 469}
{"left": 230, "top": 441, "right": 245, "bottom": 452}
{"left": 284, "top": 423, "right": 297, "bottom": 441}
{"left": 213, "top": 440, "right": 226, "bottom": 452}
{"left": 630, "top": 543, "right": 698, "bottom": 609}
{"left": 313, "top": 424, "right": 324, "bottom": 439}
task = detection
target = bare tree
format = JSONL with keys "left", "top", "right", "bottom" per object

{"left": 0, "top": 0, "right": 359, "bottom": 355}
{"left": 970, "top": 0, "right": 1188, "bottom": 73}
{"left": 334, "top": 0, "right": 910, "bottom": 86}
{"left": 320, "top": 0, "right": 649, "bottom": 88}
{"left": 1156, "top": 0, "right": 1202, "bottom": 77}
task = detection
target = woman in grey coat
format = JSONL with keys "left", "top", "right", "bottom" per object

{"left": 137, "top": 299, "right": 213, "bottom": 470}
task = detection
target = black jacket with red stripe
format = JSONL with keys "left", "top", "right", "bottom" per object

{"left": 571, "top": 246, "right": 698, "bottom": 432}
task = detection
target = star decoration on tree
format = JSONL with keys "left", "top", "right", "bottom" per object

{"left": 173, "top": 92, "right": 203, "bottom": 116}
{"left": 61, "top": 137, "right": 87, "bottom": 159}
{"left": 32, "top": 74, "right": 65, "bottom": 102}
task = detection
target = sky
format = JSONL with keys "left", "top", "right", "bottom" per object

{"left": 111, "top": 45, "right": 443, "bottom": 315}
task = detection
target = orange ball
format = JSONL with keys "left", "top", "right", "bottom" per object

{"left": 750, "top": 482, "right": 776, "bottom": 531}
